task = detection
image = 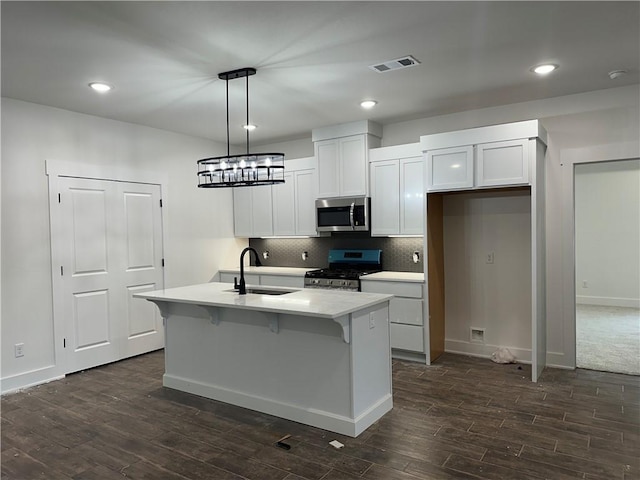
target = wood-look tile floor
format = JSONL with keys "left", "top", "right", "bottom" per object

{"left": 2, "top": 351, "right": 639, "bottom": 480}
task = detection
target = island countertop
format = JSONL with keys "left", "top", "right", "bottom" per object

{"left": 135, "top": 282, "right": 392, "bottom": 319}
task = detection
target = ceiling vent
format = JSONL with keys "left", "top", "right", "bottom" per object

{"left": 369, "top": 55, "right": 421, "bottom": 73}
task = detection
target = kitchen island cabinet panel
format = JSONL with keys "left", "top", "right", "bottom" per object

{"left": 136, "top": 283, "right": 393, "bottom": 437}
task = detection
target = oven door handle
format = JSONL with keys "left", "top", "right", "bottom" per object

{"left": 349, "top": 202, "right": 355, "bottom": 229}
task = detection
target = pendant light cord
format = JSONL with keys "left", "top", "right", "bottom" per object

{"left": 246, "top": 74, "right": 250, "bottom": 155}
{"left": 226, "top": 78, "right": 230, "bottom": 157}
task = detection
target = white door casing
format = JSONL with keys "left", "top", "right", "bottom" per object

{"left": 55, "top": 177, "right": 164, "bottom": 374}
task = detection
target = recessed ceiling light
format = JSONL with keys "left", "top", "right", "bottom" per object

{"left": 89, "top": 82, "right": 113, "bottom": 93}
{"left": 531, "top": 64, "right": 558, "bottom": 75}
{"left": 608, "top": 70, "right": 627, "bottom": 80}
{"left": 243, "top": 124, "right": 257, "bottom": 131}
{"left": 360, "top": 100, "right": 377, "bottom": 109}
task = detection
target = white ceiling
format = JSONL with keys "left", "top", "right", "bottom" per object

{"left": 2, "top": 2, "right": 638, "bottom": 146}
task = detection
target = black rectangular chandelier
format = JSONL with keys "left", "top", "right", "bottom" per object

{"left": 197, "top": 67, "right": 285, "bottom": 188}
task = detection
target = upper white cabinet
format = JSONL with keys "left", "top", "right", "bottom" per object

{"left": 234, "top": 157, "right": 317, "bottom": 238}
{"left": 369, "top": 143, "right": 424, "bottom": 236}
{"left": 233, "top": 185, "right": 274, "bottom": 237}
{"left": 313, "top": 120, "right": 382, "bottom": 198}
{"left": 423, "top": 120, "right": 546, "bottom": 192}
{"left": 272, "top": 156, "right": 318, "bottom": 237}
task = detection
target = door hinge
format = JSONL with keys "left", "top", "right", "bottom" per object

{"left": 161, "top": 258, "right": 165, "bottom": 267}
{"left": 58, "top": 193, "right": 61, "bottom": 203}
{"left": 60, "top": 266, "right": 64, "bottom": 276}
{"left": 63, "top": 338, "right": 66, "bottom": 348}
{"left": 160, "top": 199, "right": 163, "bottom": 208}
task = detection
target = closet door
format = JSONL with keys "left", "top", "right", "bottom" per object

{"left": 57, "top": 177, "right": 164, "bottom": 374}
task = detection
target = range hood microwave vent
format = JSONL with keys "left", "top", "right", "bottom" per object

{"left": 369, "top": 55, "right": 420, "bottom": 73}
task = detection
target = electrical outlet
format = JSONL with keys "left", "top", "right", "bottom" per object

{"left": 301, "top": 251, "right": 309, "bottom": 261}
{"left": 470, "top": 328, "right": 485, "bottom": 344}
{"left": 14, "top": 343, "right": 24, "bottom": 358}
{"left": 369, "top": 313, "right": 376, "bottom": 329}
{"left": 486, "top": 252, "right": 494, "bottom": 264}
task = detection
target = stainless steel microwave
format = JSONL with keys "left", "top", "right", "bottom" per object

{"left": 316, "top": 197, "right": 370, "bottom": 233}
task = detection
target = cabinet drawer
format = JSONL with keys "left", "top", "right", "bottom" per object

{"left": 390, "top": 297, "right": 423, "bottom": 325}
{"left": 360, "top": 280, "right": 423, "bottom": 298}
{"left": 390, "top": 324, "right": 424, "bottom": 352}
{"left": 260, "top": 275, "right": 303, "bottom": 288}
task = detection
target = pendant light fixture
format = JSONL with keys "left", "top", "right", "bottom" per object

{"left": 197, "top": 67, "right": 285, "bottom": 188}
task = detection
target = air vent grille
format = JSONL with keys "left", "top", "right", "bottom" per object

{"left": 369, "top": 55, "right": 420, "bottom": 73}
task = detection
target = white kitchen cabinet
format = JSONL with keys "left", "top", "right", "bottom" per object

{"left": 421, "top": 120, "right": 548, "bottom": 381}
{"left": 272, "top": 172, "right": 295, "bottom": 236}
{"left": 399, "top": 157, "right": 425, "bottom": 235}
{"left": 369, "top": 143, "right": 424, "bottom": 236}
{"left": 370, "top": 160, "right": 399, "bottom": 235}
{"left": 294, "top": 167, "right": 318, "bottom": 236}
{"left": 476, "top": 139, "right": 529, "bottom": 187}
{"left": 361, "top": 277, "right": 425, "bottom": 355}
{"left": 426, "top": 146, "right": 473, "bottom": 191}
{"left": 271, "top": 157, "right": 318, "bottom": 237}
{"left": 233, "top": 185, "right": 273, "bottom": 237}
{"left": 235, "top": 157, "right": 317, "bottom": 238}
{"left": 313, "top": 120, "right": 382, "bottom": 198}
{"left": 423, "top": 120, "right": 541, "bottom": 193}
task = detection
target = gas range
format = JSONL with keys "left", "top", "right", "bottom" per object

{"left": 304, "top": 249, "right": 382, "bottom": 291}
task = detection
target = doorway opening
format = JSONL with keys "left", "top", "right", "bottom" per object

{"left": 574, "top": 159, "right": 640, "bottom": 375}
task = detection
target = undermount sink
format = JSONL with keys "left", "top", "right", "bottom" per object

{"left": 225, "top": 287, "right": 296, "bottom": 296}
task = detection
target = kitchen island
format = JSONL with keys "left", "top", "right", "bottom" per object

{"left": 135, "top": 282, "right": 393, "bottom": 437}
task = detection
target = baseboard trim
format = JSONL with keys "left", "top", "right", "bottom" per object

{"left": 1, "top": 365, "right": 63, "bottom": 395}
{"left": 163, "top": 374, "right": 392, "bottom": 437}
{"left": 576, "top": 296, "right": 640, "bottom": 308}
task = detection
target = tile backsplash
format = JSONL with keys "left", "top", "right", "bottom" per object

{"left": 249, "top": 234, "right": 424, "bottom": 272}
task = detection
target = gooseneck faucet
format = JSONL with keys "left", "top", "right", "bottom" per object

{"left": 234, "top": 247, "right": 262, "bottom": 295}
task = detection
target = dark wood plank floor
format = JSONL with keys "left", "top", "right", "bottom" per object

{"left": 2, "top": 351, "right": 639, "bottom": 480}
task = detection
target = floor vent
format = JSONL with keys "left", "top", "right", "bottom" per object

{"left": 369, "top": 55, "right": 420, "bottom": 73}
{"left": 470, "top": 328, "right": 485, "bottom": 344}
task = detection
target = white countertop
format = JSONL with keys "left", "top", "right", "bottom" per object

{"left": 135, "top": 282, "right": 392, "bottom": 319}
{"left": 362, "top": 271, "right": 425, "bottom": 283}
{"left": 219, "top": 266, "right": 317, "bottom": 276}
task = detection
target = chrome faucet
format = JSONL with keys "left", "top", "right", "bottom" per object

{"left": 234, "top": 247, "right": 262, "bottom": 295}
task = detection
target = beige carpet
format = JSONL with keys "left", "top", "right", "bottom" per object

{"left": 576, "top": 304, "right": 640, "bottom": 375}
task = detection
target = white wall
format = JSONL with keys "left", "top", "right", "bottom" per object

{"left": 575, "top": 159, "right": 640, "bottom": 307}
{"left": 443, "top": 190, "right": 533, "bottom": 359}
{"left": 259, "top": 85, "right": 640, "bottom": 369}
{"left": 1, "top": 98, "right": 246, "bottom": 392}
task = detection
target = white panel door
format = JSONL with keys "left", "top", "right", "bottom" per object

{"left": 58, "top": 178, "right": 122, "bottom": 372}
{"left": 399, "top": 156, "right": 425, "bottom": 235}
{"left": 58, "top": 177, "right": 164, "bottom": 374}
{"left": 370, "top": 160, "right": 400, "bottom": 236}
{"left": 118, "top": 183, "right": 164, "bottom": 358}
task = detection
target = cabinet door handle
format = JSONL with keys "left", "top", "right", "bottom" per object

{"left": 349, "top": 202, "right": 355, "bottom": 229}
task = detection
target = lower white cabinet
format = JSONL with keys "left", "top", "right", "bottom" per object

{"left": 361, "top": 278, "right": 425, "bottom": 354}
